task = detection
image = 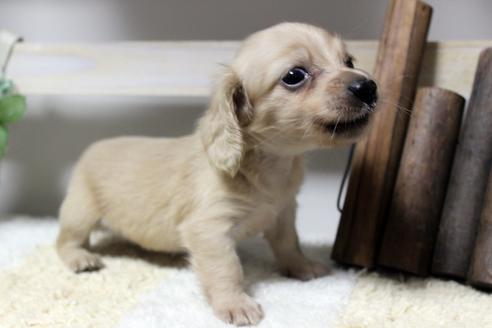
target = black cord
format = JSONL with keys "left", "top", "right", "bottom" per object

{"left": 337, "top": 144, "right": 355, "bottom": 213}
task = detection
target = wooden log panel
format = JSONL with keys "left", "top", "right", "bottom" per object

{"left": 432, "top": 48, "right": 492, "bottom": 279}
{"left": 332, "top": 0, "right": 432, "bottom": 268}
{"left": 468, "top": 166, "right": 492, "bottom": 289}
{"left": 378, "top": 87, "right": 464, "bottom": 276}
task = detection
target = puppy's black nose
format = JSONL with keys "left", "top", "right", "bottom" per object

{"left": 348, "top": 78, "right": 377, "bottom": 105}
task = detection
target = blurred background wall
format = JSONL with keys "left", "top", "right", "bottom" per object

{"left": 1, "top": 0, "right": 491, "bottom": 238}
{"left": 2, "top": 0, "right": 492, "bottom": 41}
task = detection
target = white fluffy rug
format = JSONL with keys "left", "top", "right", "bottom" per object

{"left": 1, "top": 216, "right": 492, "bottom": 328}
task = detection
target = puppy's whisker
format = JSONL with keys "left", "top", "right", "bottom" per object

{"left": 301, "top": 121, "right": 315, "bottom": 140}
{"left": 331, "top": 116, "right": 342, "bottom": 140}
{"left": 249, "top": 130, "right": 286, "bottom": 149}
{"left": 377, "top": 98, "right": 413, "bottom": 116}
{"left": 250, "top": 121, "right": 309, "bottom": 149}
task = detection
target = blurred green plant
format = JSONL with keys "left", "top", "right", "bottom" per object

{"left": 0, "top": 78, "right": 26, "bottom": 158}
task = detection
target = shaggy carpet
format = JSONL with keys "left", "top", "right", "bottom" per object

{"left": 1, "top": 216, "right": 491, "bottom": 328}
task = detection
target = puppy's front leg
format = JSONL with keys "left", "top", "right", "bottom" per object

{"left": 265, "top": 202, "right": 329, "bottom": 281}
{"left": 181, "top": 219, "right": 263, "bottom": 326}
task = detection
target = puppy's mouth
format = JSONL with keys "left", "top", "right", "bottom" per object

{"left": 315, "top": 112, "right": 371, "bottom": 135}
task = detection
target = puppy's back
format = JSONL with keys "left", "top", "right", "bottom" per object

{"left": 71, "top": 135, "right": 207, "bottom": 228}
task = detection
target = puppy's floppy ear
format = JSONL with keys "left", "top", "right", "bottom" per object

{"left": 199, "top": 68, "right": 252, "bottom": 177}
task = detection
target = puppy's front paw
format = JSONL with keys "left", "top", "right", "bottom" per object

{"left": 213, "top": 293, "right": 264, "bottom": 326}
{"left": 281, "top": 260, "right": 329, "bottom": 281}
{"left": 62, "top": 249, "right": 104, "bottom": 273}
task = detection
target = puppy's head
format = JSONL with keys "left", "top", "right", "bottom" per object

{"left": 200, "top": 23, "right": 378, "bottom": 176}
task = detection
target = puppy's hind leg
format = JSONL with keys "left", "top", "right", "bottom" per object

{"left": 56, "top": 172, "right": 103, "bottom": 273}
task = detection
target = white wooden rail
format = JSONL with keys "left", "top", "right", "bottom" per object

{"left": 7, "top": 41, "right": 492, "bottom": 98}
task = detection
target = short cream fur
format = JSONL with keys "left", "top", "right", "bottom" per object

{"left": 57, "top": 22, "right": 376, "bottom": 326}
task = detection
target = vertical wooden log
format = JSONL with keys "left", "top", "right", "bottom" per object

{"left": 378, "top": 87, "right": 464, "bottom": 276}
{"left": 432, "top": 48, "right": 492, "bottom": 279}
{"left": 332, "top": 0, "right": 432, "bottom": 268}
{"left": 468, "top": 167, "right": 492, "bottom": 289}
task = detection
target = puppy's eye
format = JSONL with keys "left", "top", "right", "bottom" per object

{"left": 281, "top": 67, "right": 309, "bottom": 89}
{"left": 344, "top": 57, "right": 355, "bottom": 69}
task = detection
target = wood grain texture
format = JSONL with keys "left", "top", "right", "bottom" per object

{"left": 378, "top": 87, "right": 464, "bottom": 276}
{"left": 468, "top": 166, "right": 492, "bottom": 289}
{"left": 4, "top": 41, "right": 491, "bottom": 98}
{"left": 332, "top": 0, "right": 432, "bottom": 268}
{"left": 432, "top": 48, "right": 492, "bottom": 279}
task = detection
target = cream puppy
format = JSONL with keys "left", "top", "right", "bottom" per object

{"left": 57, "top": 22, "right": 377, "bottom": 326}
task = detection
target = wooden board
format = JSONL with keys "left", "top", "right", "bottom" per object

{"left": 468, "top": 165, "right": 492, "bottom": 289}
{"left": 432, "top": 48, "right": 492, "bottom": 279}
{"left": 378, "top": 87, "right": 464, "bottom": 276}
{"left": 5, "top": 41, "right": 492, "bottom": 97}
{"left": 332, "top": 0, "right": 432, "bottom": 268}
